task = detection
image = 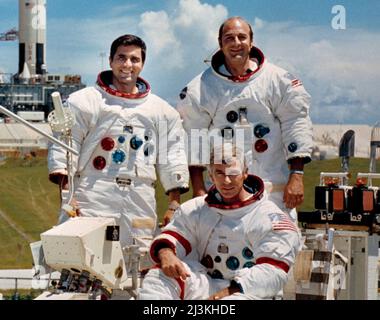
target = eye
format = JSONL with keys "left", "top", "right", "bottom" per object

{"left": 131, "top": 57, "right": 140, "bottom": 63}
{"left": 222, "top": 34, "right": 232, "bottom": 42}
{"left": 117, "top": 56, "right": 126, "bottom": 63}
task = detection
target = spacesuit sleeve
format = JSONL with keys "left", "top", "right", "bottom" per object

{"left": 156, "top": 107, "right": 190, "bottom": 194}
{"left": 233, "top": 212, "right": 301, "bottom": 298}
{"left": 272, "top": 72, "right": 313, "bottom": 163}
{"left": 149, "top": 207, "right": 197, "bottom": 263}
{"left": 47, "top": 129, "right": 69, "bottom": 181}
{"left": 176, "top": 87, "right": 213, "bottom": 167}
{"left": 47, "top": 94, "right": 96, "bottom": 179}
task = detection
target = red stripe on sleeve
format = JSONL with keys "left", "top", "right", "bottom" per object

{"left": 149, "top": 239, "right": 176, "bottom": 263}
{"left": 162, "top": 230, "right": 192, "bottom": 256}
{"left": 256, "top": 257, "right": 290, "bottom": 273}
{"left": 175, "top": 278, "right": 185, "bottom": 300}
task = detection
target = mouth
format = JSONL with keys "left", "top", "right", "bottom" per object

{"left": 229, "top": 49, "right": 244, "bottom": 57}
{"left": 120, "top": 71, "right": 133, "bottom": 77}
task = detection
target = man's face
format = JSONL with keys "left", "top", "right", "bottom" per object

{"left": 210, "top": 158, "right": 248, "bottom": 202}
{"left": 220, "top": 19, "right": 252, "bottom": 65}
{"left": 109, "top": 45, "right": 144, "bottom": 91}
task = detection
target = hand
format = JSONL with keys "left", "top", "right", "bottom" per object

{"left": 70, "top": 197, "right": 81, "bottom": 217}
{"left": 163, "top": 198, "right": 180, "bottom": 226}
{"left": 62, "top": 197, "right": 81, "bottom": 218}
{"left": 163, "top": 209, "right": 175, "bottom": 226}
{"left": 208, "top": 287, "right": 234, "bottom": 300}
{"left": 193, "top": 189, "right": 207, "bottom": 198}
{"left": 165, "top": 192, "right": 180, "bottom": 226}
{"left": 158, "top": 248, "right": 190, "bottom": 280}
{"left": 283, "top": 173, "right": 304, "bottom": 209}
{"left": 49, "top": 172, "right": 68, "bottom": 187}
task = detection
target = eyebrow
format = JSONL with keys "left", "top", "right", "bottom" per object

{"left": 117, "top": 53, "right": 141, "bottom": 59}
{"left": 223, "top": 32, "right": 248, "bottom": 38}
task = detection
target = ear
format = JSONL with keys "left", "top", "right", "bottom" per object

{"left": 208, "top": 168, "right": 215, "bottom": 184}
{"left": 243, "top": 167, "right": 249, "bottom": 180}
{"left": 218, "top": 38, "right": 223, "bottom": 49}
{"left": 109, "top": 56, "right": 113, "bottom": 67}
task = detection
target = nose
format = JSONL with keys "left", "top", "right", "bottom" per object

{"left": 224, "top": 175, "right": 232, "bottom": 183}
{"left": 123, "top": 59, "right": 133, "bottom": 68}
{"left": 232, "top": 36, "right": 241, "bottom": 45}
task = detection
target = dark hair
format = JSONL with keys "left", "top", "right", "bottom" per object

{"left": 218, "top": 17, "right": 253, "bottom": 46}
{"left": 110, "top": 34, "right": 147, "bottom": 63}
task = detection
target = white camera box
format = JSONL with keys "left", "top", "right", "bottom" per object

{"left": 40, "top": 217, "right": 128, "bottom": 289}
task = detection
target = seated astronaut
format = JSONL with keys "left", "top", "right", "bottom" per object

{"left": 138, "top": 143, "right": 301, "bottom": 300}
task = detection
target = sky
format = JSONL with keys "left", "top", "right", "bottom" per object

{"left": 0, "top": 0, "right": 380, "bottom": 124}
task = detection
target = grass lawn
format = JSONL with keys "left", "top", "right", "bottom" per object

{"left": 0, "top": 288, "right": 43, "bottom": 300}
{"left": 0, "top": 158, "right": 59, "bottom": 269}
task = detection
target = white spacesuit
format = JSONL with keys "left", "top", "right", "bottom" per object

{"left": 177, "top": 47, "right": 313, "bottom": 220}
{"left": 138, "top": 175, "right": 300, "bottom": 300}
{"left": 48, "top": 71, "right": 189, "bottom": 249}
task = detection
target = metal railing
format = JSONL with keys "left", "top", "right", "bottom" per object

{"left": 0, "top": 274, "right": 60, "bottom": 300}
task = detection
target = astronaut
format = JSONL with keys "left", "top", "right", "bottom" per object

{"left": 138, "top": 144, "right": 300, "bottom": 300}
{"left": 48, "top": 34, "right": 189, "bottom": 250}
{"left": 177, "top": 17, "right": 313, "bottom": 221}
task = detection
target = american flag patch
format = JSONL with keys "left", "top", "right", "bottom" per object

{"left": 291, "top": 79, "right": 303, "bottom": 88}
{"left": 269, "top": 212, "right": 298, "bottom": 233}
{"left": 284, "top": 72, "right": 303, "bottom": 88}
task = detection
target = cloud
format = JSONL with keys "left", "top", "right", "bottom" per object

{"left": 322, "top": 85, "right": 360, "bottom": 106}
{"left": 108, "top": 4, "right": 139, "bottom": 16}
{"left": 139, "top": 10, "right": 183, "bottom": 68}
{"left": 173, "top": 0, "right": 227, "bottom": 49}
{"left": 137, "top": 0, "right": 227, "bottom": 103}
{"left": 253, "top": 17, "right": 264, "bottom": 30}
{"left": 135, "top": 1, "right": 380, "bottom": 124}
{"left": 253, "top": 20, "right": 380, "bottom": 124}
{"left": 46, "top": 14, "right": 141, "bottom": 85}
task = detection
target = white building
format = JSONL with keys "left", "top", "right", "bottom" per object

{"left": 0, "top": 122, "right": 52, "bottom": 155}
